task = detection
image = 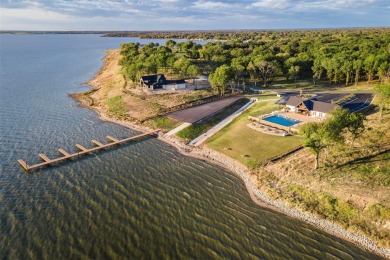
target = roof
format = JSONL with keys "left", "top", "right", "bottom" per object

{"left": 311, "top": 100, "right": 337, "bottom": 113}
{"left": 286, "top": 96, "right": 306, "bottom": 107}
{"left": 141, "top": 74, "right": 166, "bottom": 87}
{"left": 302, "top": 99, "right": 313, "bottom": 110}
{"left": 286, "top": 95, "right": 337, "bottom": 114}
{"left": 141, "top": 74, "right": 165, "bottom": 81}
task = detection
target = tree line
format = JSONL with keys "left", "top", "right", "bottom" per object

{"left": 119, "top": 28, "right": 390, "bottom": 94}
{"left": 103, "top": 28, "right": 389, "bottom": 41}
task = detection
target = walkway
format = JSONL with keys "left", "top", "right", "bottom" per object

{"left": 165, "top": 122, "right": 192, "bottom": 136}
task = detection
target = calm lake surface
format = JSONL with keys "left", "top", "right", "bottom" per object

{"left": 0, "top": 34, "right": 377, "bottom": 259}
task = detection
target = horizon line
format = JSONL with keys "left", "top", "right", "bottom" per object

{"left": 1, "top": 26, "right": 390, "bottom": 33}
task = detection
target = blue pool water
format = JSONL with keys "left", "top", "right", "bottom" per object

{"left": 263, "top": 115, "right": 300, "bottom": 127}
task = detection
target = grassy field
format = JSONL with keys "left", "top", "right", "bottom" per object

{"left": 205, "top": 100, "right": 302, "bottom": 168}
{"left": 261, "top": 148, "right": 390, "bottom": 247}
{"left": 260, "top": 109, "right": 390, "bottom": 247}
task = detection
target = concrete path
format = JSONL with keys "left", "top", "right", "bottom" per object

{"left": 165, "top": 122, "right": 192, "bottom": 136}
{"left": 189, "top": 100, "right": 255, "bottom": 147}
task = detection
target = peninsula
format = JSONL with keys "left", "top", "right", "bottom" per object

{"left": 74, "top": 29, "right": 390, "bottom": 257}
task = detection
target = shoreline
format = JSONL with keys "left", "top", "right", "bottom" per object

{"left": 75, "top": 49, "right": 390, "bottom": 258}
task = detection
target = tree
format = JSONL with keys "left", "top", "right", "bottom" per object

{"left": 255, "top": 60, "right": 277, "bottom": 87}
{"left": 231, "top": 58, "right": 245, "bottom": 88}
{"left": 375, "top": 83, "right": 390, "bottom": 121}
{"left": 312, "top": 58, "right": 324, "bottom": 85}
{"left": 300, "top": 107, "right": 366, "bottom": 169}
{"left": 364, "top": 54, "right": 376, "bottom": 83}
{"left": 173, "top": 57, "right": 191, "bottom": 77}
{"left": 187, "top": 65, "right": 200, "bottom": 86}
{"left": 288, "top": 65, "right": 300, "bottom": 87}
{"left": 165, "top": 39, "right": 176, "bottom": 50}
{"left": 209, "top": 65, "right": 232, "bottom": 96}
{"left": 377, "top": 62, "right": 389, "bottom": 83}
{"left": 346, "top": 112, "right": 365, "bottom": 144}
{"left": 322, "top": 58, "right": 338, "bottom": 84}
{"left": 325, "top": 107, "right": 351, "bottom": 142}
{"left": 300, "top": 122, "right": 327, "bottom": 170}
{"left": 353, "top": 59, "right": 363, "bottom": 86}
{"left": 247, "top": 61, "right": 257, "bottom": 86}
{"left": 341, "top": 59, "right": 353, "bottom": 85}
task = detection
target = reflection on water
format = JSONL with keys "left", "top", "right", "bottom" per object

{"left": 0, "top": 34, "right": 376, "bottom": 259}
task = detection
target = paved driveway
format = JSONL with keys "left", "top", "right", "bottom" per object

{"left": 168, "top": 96, "right": 242, "bottom": 123}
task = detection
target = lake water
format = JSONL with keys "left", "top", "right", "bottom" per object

{"left": 0, "top": 34, "right": 376, "bottom": 259}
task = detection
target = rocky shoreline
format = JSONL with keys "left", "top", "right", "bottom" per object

{"left": 158, "top": 134, "right": 390, "bottom": 258}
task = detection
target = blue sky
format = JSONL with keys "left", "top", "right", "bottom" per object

{"left": 0, "top": 0, "right": 389, "bottom": 30}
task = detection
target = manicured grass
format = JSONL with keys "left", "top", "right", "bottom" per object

{"left": 205, "top": 100, "right": 302, "bottom": 168}
{"left": 176, "top": 98, "right": 249, "bottom": 140}
{"left": 106, "top": 95, "right": 127, "bottom": 118}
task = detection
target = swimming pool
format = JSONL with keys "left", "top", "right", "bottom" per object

{"left": 263, "top": 115, "right": 300, "bottom": 127}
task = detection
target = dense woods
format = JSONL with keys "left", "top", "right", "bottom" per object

{"left": 119, "top": 28, "right": 390, "bottom": 91}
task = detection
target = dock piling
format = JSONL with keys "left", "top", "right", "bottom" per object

{"left": 39, "top": 153, "right": 51, "bottom": 162}
{"left": 92, "top": 140, "right": 104, "bottom": 147}
{"left": 106, "top": 136, "right": 119, "bottom": 142}
{"left": 58, "top": 149, "right": 71, "bottom": 157}
{"left": 76, "top": 144, "right": 88, "bottom": 152}
{"left": 18, "top": 159, "right": 29, "bottom": 171}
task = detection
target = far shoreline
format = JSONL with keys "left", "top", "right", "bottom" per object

{"left": 72, "top": 48, "right": 390, "bottom": 259}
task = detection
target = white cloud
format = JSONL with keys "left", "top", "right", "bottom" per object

{"left": 193, "top": 1, "right": 233, "bottom": 10}
{"left": 0, "top": 0, "right": 388, "bottom": 30}
{"left": 251, "top": 0, "right": 290, "bottom": 9}
{"left": 294, "top": 0, "right": 379, "bottom": 11}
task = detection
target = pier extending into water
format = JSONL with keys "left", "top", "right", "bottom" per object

{"left": 18, "top": 130, "right": 159, "bottom": 171}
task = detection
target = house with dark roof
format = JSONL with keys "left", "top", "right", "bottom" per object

{"left": 140, "top": 74, "right": 186, "bottom": 90}
{"left": 285, "top": 96, "right": 337, "bottom": 118}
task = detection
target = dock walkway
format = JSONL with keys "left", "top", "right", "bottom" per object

{"left": 18, "top": 130, "right": 159, "bottom": 171}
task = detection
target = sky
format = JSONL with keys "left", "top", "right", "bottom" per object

{"left": 0, "top": 0, "right": 389, "bottom": 31}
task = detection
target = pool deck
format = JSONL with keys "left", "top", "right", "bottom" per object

{"left": 247, "top": 122, "right": 288, "bottom": 136}
{"left": 248, "top": 111, "right": 322, "bottom": 135}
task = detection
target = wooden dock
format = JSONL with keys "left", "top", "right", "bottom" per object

{"left": 18, "top": 130, "right": 159, "bottom": 172}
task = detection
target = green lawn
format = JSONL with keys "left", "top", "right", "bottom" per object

{"left": 205, "top": 100, "right": 303, "bottom": 168}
